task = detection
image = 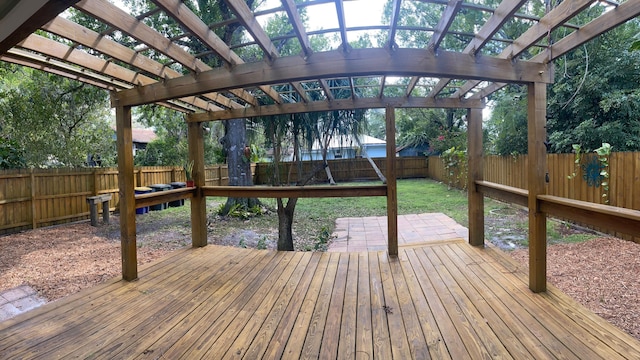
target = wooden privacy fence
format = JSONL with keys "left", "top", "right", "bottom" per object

{"left": 429, "top": 152, "right": 640, "bottom": 241}
{"left": 0, "top": 165, "right": 233, "bottom": 234}
{"left": 254, "top": 156, "right": 428, "bottom": 184}
{"left": 0, "top": 158, "right": 427, "bottom": 234}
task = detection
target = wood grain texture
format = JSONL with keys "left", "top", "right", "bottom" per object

{"left": 1, "top": 243, "right": 639, "bottom": 359}
{"left": 116, "top": 105, "right": 137, "bottom": 281}
{"left": 467, "top": 108, "right": 484, "bottom": 247}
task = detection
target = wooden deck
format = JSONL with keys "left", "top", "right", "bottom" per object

{"left": 1, "top": 242, "right": 639, "bottom": 359}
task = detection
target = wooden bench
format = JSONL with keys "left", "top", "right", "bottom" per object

{"left": 86, "top": 194, "right": 112, "bottom": 226}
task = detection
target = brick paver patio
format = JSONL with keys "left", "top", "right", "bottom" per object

{"left": 328, "top": 213, "right": 469, "bottom": 252}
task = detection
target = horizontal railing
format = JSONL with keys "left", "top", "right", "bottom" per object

{"left": 475, "top": 180, "right": 640, "bottom": 239}
{"left": 201, "top": 185, "right": 387, "bottom": 198}
{"left": 134, "top": 187, "right": 195, "bottom": 209}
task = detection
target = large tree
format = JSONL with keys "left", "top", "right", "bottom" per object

{"left": 133, "top": 105, "right": 225, "bottom": 166}
{"left": 0, "top": 65, "right": 114, "bottom": 167}
{"left": 489, "top": 5, "right": 640, "bottom": 154}
{"left": 259, "top": 107, "right": 367, "bottom": 251}
{"left": 547, "top": 22, "right": 640, "bottom": 153}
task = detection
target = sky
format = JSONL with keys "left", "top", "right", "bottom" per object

{"left": 258, "top": 0, "right": 388, "bottom": 33}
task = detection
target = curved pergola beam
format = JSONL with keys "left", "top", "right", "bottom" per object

{"left": 114, "top": 47, "right": 551, "bottom": 107}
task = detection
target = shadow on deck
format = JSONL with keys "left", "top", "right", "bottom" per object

{"left": 1, "top": 238, "right": 639, "bottom": 359}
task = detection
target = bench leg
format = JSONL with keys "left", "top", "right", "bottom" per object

{"left": 102, "top": 201, "right": 110, "bottom": 224}
{"left": 89, "top": 202, "right": 98, "bottom": 227}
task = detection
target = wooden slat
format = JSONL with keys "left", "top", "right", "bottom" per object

{"left": 298, "top": 252, "right": 341, "bottom": 358}
{"left": 134, "top": 187, "right": 194, "bottom": 209}
{"left": 318, "top": 253, "right": 349, "bottom": 358}
{"left": 218, "top": 252, "right": 308, "bottom": 358}
{"left": 336, "top": 252, "right": 359, "bottom": 359}
{"left": 244, "top": 252, "right": 322, "bottom": 359}
{"left": 187, "top": 96, "right": 483, "bottom": 122}
{"left": 354, "top": 252, "right": 373, "bottom": 358}
{"left": 0, "top": 0, "right": 79, "bottom": 54}
{"left": 400, "top": 249, "right": 452, "bottom": 359}
{"left": 45, "top": 248, "right": 254, "bottom": 359}
{"left": 387, "top": 253, "right": 430, "bottom": 358}
{"left": 539, "top": 195, "right": 640, "bottom": 238}
{"left": 160, "top": 251, "right": 288, "bottom": 358}
{"left": 476, "top": 244, "right": 640, "bottom": 359}
{"left": 1, "top": 243, "right": 639, "bottom": 358}
{"left": 378, "top": 252, "right": 412, "bottom": 358}
{"left": 368, "top": 249, "right": 392, "bottom": 359}
{"left": 476, "top": 180, "right": 528, "bottom": 207}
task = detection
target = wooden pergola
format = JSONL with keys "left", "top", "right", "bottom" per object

{"left": 2, "top": 0, "right": 640, "bottom": 295}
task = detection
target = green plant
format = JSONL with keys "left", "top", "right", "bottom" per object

{"left": 441, "top": 147, "right": 467, "bottom": 190}
{"left": 314, "top": 226, "right": 333, "bottom": 251}
{"left": 567, "top": 144, "right": 582, "bottom": 180}
{"left": 184, "top": 160, "right": 194, "bottom": 181}
{"left": 595, "top": 142, "right": 612, "bottom": 204}
{"left": 249, "top": 144, "right": 266, "bottom": 163}
{"left": 257, "top": 235, "right": 268, "bottom": 250}
{"left": 218, "top": 203, "right": 265, "bottom": 219}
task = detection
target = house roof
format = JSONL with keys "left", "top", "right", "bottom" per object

{"left": 309, "top": 134, "right": 385, "bottom": 152}
{"left": 131, "top": 129, "right": 157, "bottom": 144}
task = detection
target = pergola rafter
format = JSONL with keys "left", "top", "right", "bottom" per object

{"left": 430, "top": 0, "right": 527, "bottom": 99}
{"left": 18, "top": 33, "right": 220, "bottom": 112}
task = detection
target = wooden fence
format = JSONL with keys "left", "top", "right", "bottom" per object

{"left": 0, "top": 165, "right": 232, "bottom": 234}
{"left": 0, "top": 158, "right": 427, "bottom": 234}
{"left": 254, "top": 156, "right": 428, "bottom": 184}
{"left": 429, "top": 152, "right": 640, "bottom": 241}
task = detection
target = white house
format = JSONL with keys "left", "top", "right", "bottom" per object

{"left": 300, "top": 134, "right": 386, "bottom": 161}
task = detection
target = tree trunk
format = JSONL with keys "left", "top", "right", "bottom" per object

{"left": 220, "top": 118, "right": 260, "bottom": 214}
{"left": 277, "top": 197, "right": 297, "bottom": 251}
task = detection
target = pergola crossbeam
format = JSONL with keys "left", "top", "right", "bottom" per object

{"left": 114, "top": 48, "right": 552, "bottom": 107}
{"left": 187, "top": 96, "right": 483, "bottom": 122}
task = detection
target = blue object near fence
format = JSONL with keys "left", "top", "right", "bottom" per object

{"left": 134, "top": 187, "right": 152, "bottom": 214}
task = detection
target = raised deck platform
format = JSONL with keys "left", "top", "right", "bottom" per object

{"left": 1, "top": 240, "right": 639, "bottom": 359}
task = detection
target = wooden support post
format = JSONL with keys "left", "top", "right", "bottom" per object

{"left": 467, "top": 108, "right": 484, "bottom": 246}
{"left": 116, "top": 104, "right": 137, "bottom": 281}
{"left": 385, "top": 106, "right": 398, "bottom": 256}
{"left": 188, "top": 121, "right": 207, "bottom": 247}
{"left": 528, "top": 82, "right": 548, "bottom": 293}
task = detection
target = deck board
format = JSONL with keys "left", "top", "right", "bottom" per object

{"left": 1, "top": 243, "right": 639, "bottom": 359}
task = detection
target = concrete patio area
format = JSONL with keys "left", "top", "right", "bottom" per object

{"left": 329, "top": 213, "right": 469, "bottom": 252}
